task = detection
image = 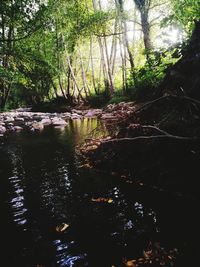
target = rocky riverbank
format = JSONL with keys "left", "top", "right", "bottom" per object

{"left": 0, "top": 108, "right": 103, "bottom": 136}
{"left": 0, "top": 102, "right": 140, "bottom": 136}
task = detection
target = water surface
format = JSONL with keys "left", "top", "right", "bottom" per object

{"left": 0, "top": 118, "right": 198, "bottom": 267}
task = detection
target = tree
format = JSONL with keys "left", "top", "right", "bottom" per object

{"left": 0, "top": 0, "right": 52, "bottom": 109}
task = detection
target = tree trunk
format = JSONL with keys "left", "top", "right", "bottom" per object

{"left": 141, "top": 11, "right": 152, "bottom": 53}
{"left": 67, "top": 57, "right": 85, "bottom": 103}
{"left": 79, "top": 48, "right": 89, "bottom": 98}
{"left": 93, "top": 0, "right": 115, "bottom": 96}
{"left": 133, "top": 0, "right": 152, "bottom": 61}
{"left": 89, "top": 35, "right": 98, "bottom": 94}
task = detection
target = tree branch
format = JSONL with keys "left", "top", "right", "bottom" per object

{"left": 94, "top": 32, "right": 125, "bottom": 37}
{"left": 134, "top": 95, "right": 200, "bottom": 114}
{"left": 128, "top": 19, "right": 142, "bottom": 26}
{"left": 150, "top": 14, "right": 163, "bottom": 25}
{"left": 149, "top": 1, "right": 169, "bottom": 10}
{"left": 102, "top": 135, "right": 197, "bottom": 145}
{"left": 0, "top": 29, "right": 39, "bottom": 42}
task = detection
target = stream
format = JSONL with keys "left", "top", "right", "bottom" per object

{"left": 0, "top": 118, "right": 199, "bottom": 267}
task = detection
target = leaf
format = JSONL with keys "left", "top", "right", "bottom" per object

{"left": 91, "top": 197, "right": 113, "bottom": 203}
{"left": 125, "top": 260, "right": 137, "bottom": 267}
{"left": 56, "top": 223, "right": 69, "bottom": 233}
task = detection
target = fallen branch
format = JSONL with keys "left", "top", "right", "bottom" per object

{"left": 142, "top": 125, "right": 173, "bottom": 136}
{"left": 102, "top": 135, "right": 197, "bottom": 145}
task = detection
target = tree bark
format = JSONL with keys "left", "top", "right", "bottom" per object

{"left": 133, "top": 0, "right": 152, "bottom": 60}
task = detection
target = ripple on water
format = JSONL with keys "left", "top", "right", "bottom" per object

{"left": 8, "top": 175, "right": 27, "bottom": 229}
{"left": 53, "top": 240, "right": 88, "bottom": 267}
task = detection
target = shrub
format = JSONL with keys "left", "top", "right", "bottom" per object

{"left": 128, "top": 49, "right": 181, "bottom": 101}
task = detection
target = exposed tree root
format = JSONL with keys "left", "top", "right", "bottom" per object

{"left": 80, "top": 94, "right": 200, "bottom": 193}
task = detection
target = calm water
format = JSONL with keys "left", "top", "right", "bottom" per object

{"left": 0, "top": 118, "right": 199, "bottom": 267}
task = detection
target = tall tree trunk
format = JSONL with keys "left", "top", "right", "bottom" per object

{"left": 51, "top": 80, "right": 59, "bottom": 98}
{"left": 133, "top": 0, "right": 152, "bottom": 61}
{"left": 117, "top": 0, "right": 135, "bottom": 72}
{"left": 79, "top": 48, "right": 89, "bottom": 98}
{"left": 119, "top": 33, "right": 126, "bottom": 92}
{"left": 58, "top": 77, "right": 66, "bottom": 99}
{"left": 110, "top": 19, "right": 118, "bottom": 76}
{"left": 103, "top": 36, "right": 115, "bottom": 95}
{"left": 67, "top": 57, "right": 85, "bottom": 103}
{"left": 141, "top": 11, "right": 152, "bottom": 52}
{"left": 90, "top": 35, "right": 98, "bottom": 94}
{"left": 93, "top": 0, "right": 115, "bottom": 96}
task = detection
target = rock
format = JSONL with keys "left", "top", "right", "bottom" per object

{"left": 31, "top": 122, "right": 44, "bottom": 131}
{"left": 101, "top": 114, "right": 117, "bottom": 120}
{"left": 72, "top": 109, "right": 83, "bottom": 115}
{"left": 25, "top": 121, "right": 34, "bottom": 127}
{"left": 4, "top": 117, "right": 15, "bottom": 123}
{"left": 14, "top": 126, "right": 23, "bottom": 132}
{"left": 33, "top": 114, "right": 49, "bottom": 121}
{"left": 40, "top": 118, "right": 52, "bottom": 125}
{"left": 71, "top": 113, "right": 82, "bottom": 119}
{"left": 61, "top": 112, "right": 72, "bottom": 120}
{"left": 85, "top": 109, "right": 102, "bottom": 118}
{"left": 52, "top": 118, "right": 68, "bottom": 126}
{"left": 15, "top": 117, "right": 24, "bottom": 122}
{"left": 0, "top": 125, "right": 6, "bottom": 134}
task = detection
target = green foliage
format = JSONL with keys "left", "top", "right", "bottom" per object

{"left": 54, "top": 0, "right": 112, "bottom": 53}
{"left": 87, "top": 91, "right": 110, "bottom": 107}
{"left": 166, "top": 0, "right": 200, "bottom": 33}
{"left": 0, "top": 0, "right": 198, "bottom": 110}
{"left": 108, "top": 93, "right": 130, "bottom": 104}
{"left": 129, "top": 49, "right": 181, "bottom": 100}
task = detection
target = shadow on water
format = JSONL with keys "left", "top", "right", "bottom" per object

{"left": 0, "top": 118, "right": 199, "bottom": 267}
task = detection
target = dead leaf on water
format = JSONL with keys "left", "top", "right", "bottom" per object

{"left": 125, "top": 260, "right": 137, "bottom": 267}
{"left": 78, "top": 163, "right": 92, "bottom": 169}
{"left": 56, "top": 223, "right": 69, "bottom": 233}
{"left": 91, "top": 197, "right": 113, "bottom": 203}
{"left": 143, "top": 249, "right": 153, "bottom": 259}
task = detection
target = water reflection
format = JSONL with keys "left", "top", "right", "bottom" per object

{"left": 7, "top": 150, "right": 28, "bottom": 230}
{"left": 53, "top": 239, "right": 88, "bottom": 267}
